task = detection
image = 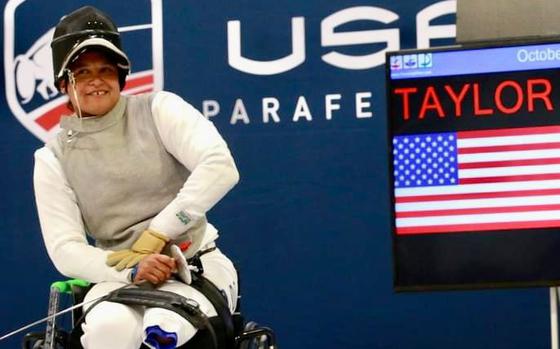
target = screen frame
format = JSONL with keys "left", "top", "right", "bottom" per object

{"left": 385, "top": 38, "right": 560, "bottom": 292}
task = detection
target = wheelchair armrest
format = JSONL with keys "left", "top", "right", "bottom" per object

{"left": 50, "top": 279, "right": 92, "bottom": 327}
{"left": 51, "top": 279, "right": 90, "bottom": 294}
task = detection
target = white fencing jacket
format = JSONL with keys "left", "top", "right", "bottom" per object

{"left": 33, "top": 91, "right": 239, "bottom": 283}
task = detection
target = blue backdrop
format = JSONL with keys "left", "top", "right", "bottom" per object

{"left": 0, "top": 1, "right": 552, "bottom": 348}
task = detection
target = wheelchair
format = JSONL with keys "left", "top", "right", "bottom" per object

{"left": 22, "top": 273, "right": 276, "bottom": 349}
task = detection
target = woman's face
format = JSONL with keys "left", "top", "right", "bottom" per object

{"left": 62, "top": 50, "right": 120, "bottom": 117}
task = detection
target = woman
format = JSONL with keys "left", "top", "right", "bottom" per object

{"left": 33, "top": 6, "right": 239, "bottom": 349}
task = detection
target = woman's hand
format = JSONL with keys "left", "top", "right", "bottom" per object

{"left": 133, "top": 254, "right": 176, "bottom": 285}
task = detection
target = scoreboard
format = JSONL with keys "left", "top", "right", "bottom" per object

{"left": 386, "top": 41, "right": 560, "bottom": 291}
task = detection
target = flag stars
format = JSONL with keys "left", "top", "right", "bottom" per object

{"left": 393, "top": 132, "right": 459, "bottom": 188}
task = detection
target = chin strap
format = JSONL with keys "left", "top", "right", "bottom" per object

{"left": 66, "top": 69, "right": 83, "bottom": 120}
{"left": 65, "top": 69, "right": 84, "bottom": 143}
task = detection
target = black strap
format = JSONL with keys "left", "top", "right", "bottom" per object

{"left": 189, "top": 273, "right": 236, "bottom": 348}
{"left": 187, "top": 248, "right": 235, "bottom": 345}
{"left": 107, "top": 288, "right": 212, "bottom": 331}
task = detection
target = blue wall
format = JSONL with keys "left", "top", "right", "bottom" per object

{"left": 0, "top": 1, "right": 551, "bottom": 348}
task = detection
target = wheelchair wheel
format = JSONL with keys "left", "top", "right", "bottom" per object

{"left": 31, "top": 340, "right": 44, "bottom": 349}
{"left": 31, "top": 338, "right": 44, "bottom": 349}
{"left": 22, "top": 330, "right": 69, "bottom": 349}
{"left": 238, "top": 321, "right": 268, "bottom": 349}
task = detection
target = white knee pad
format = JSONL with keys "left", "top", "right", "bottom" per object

{"left": 80, "top": 300, "right": 144, "bottom": 349}
{"left": 81, "top": 282, "right": 143, "bottom": 349}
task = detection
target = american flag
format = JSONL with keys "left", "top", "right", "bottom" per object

{"left": 393, "top": 125, "right": 560, "bottom": 235}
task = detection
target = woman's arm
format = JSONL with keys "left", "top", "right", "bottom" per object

{"left": 34, "top": 146, "right": 130, "bottom": 283}
{"left": 148, "top": 91, "right": 240, "bottom": 238}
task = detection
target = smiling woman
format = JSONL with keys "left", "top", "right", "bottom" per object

{"left": 32, "top": 5, "right": 240, "bottom": 349}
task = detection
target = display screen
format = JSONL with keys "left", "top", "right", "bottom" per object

{"left": 386, "top": 41, "right": 560, "bottom": 291}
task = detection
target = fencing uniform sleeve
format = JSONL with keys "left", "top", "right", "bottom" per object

{"left": 147, "top": 91, "right": 240, "bottom": 238}
{"left": 34, "top": 146, "right": 130, "bottom": 283}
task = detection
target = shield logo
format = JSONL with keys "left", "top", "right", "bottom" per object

{"left": 3, "top": 0, "right": 164, "bottom": 142}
